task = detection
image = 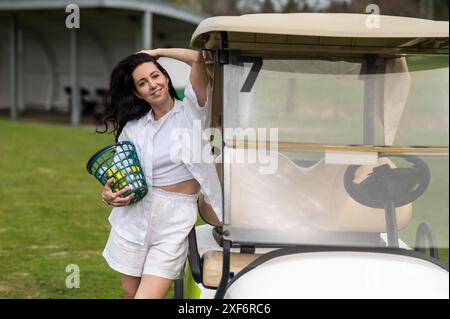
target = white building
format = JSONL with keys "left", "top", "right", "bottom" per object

{"left": 0, "top": 0, "right": 207, "bottom": 125}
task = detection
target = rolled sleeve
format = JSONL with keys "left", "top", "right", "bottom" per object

{"left": 182, "top": 81, "right": 210, "bottom": 126}
{"left": 184, "top": 80, "right": 208, "bottom": 111}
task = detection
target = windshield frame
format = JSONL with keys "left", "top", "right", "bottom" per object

{"left": 217, "top": 49, "right": 449, "bottom": 266}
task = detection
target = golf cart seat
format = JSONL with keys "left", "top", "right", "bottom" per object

{"left": 202, "top": 250, "right": 260, "bottom": 288}
{"left": 195, "top": 153, "right": 413, "bottom": 288}
{"left": 242, "top": 152, "right": 411, "bottom": 232}
{"left": 199, "top": 152, "right": 412, "bottom": 232}
{"left": 190, "top": 222, "right": 272, "bottom": 288}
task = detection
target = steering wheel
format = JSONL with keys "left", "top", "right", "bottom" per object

{"left": 344, "top": 155, "right": 430, "bottom": 209}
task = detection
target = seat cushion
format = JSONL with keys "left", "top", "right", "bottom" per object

{"left": 202, "top": 250, "right": 261, "bottom": 288}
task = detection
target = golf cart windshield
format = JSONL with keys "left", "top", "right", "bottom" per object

{"left": 222, "top": 51, "right": 448, "bottom": 264}
{"left": 223, "top": 52, "right": 448, "bottom": 146}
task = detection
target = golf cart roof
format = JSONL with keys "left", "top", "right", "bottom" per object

{"left": 191, "top": 13, "right": 449, "bottom": 53}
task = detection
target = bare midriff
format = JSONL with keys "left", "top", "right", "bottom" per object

{"left": 154, "top": 178, "right": 200, "bottom": 195}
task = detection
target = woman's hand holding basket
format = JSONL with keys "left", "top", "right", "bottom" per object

{"left": 102, "top": 178, "right": 135, "bottom": 207}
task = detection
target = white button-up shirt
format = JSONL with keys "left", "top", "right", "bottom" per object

{"left": 108, "top": 81, "right": 223, "bottom": 245}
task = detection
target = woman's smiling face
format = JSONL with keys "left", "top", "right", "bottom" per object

{"left": 132, "top": 62, "right": 170, "bottom": 105}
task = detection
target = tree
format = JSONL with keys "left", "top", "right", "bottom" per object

{"left": 200, "top": 0, "right": 240, "bottom": 15}
{"left": 166, "top": 0, "right": 448, "bottom": 20}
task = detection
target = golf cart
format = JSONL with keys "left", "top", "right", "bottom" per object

{"left": 179, "top": 13, "right": 449, "bottom": 299}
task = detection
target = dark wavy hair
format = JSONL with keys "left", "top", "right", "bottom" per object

{"left": 96, "top": 53, "right": 180, "bottom": 141}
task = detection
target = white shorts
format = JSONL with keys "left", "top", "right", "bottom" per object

{"left": 102, "top": 188, "right": 198, "bottom": 279}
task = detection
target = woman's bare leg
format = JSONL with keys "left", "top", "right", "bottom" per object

{"left": 121, "top": 274, "right": 141, "bottom": 299}
{"left": 134, "top": 274, "right": 173, "bottom": 299}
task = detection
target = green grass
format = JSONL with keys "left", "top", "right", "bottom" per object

{"left": 0, "top": 119, "right": 135, "bottom": 298}
{"left": 0, "top": 118, "right": 205, "bottom": 298}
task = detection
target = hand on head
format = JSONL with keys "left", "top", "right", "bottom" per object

{"left": 136, "top": 50, "right": 159, "bottom": 60}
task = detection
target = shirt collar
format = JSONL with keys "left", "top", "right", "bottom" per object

{"left": 144, "top": 99, "right": 181, "bottom": 125}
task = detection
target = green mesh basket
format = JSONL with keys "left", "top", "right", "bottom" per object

{"left": 86, "top": 141, "right": 148, "bottom": 204}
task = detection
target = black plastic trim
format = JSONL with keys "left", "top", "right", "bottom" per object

{"left": 187, "top": 227, "right": 202, "bottom": 284}
{"left": 214, "top": 240, "right": 231, "bottom": 299}
{"left": 415, "top": 222, "right": 439, "bottom": 259}
{"left": 217, "top": 32, "right": 229, "bottom": 64}
{"left": 173, "top": 278, "right": 184, "bottom": 299}
{"left": 213, "top": 231, "right": 384, "bottom": 250}
{"left": 240, "top": 245, "right": 256, "bottom": 254}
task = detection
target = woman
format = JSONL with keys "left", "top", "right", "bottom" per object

{"left": 97, "top": 48, "right": 222, "bottom": 299}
